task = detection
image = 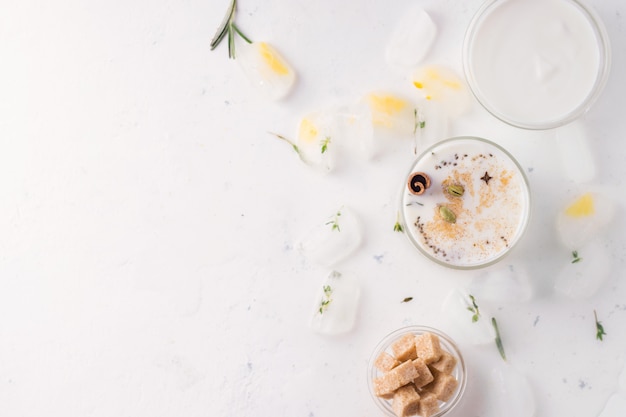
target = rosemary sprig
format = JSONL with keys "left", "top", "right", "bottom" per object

{"left": 210, "top": 0, "right": 252, "bottom": 59}
{"left": 594, "top": 310, "right": 606, "bottom": 341}
{"left": 467, "top": 294, "right": 480, "bottom": 322}
{"left": 210, "top": 0, "right": 237, "bottom": 50}
{"left": 571, "top": 250, "right": 582, "bottom": 263}
{"left": 492, "top": 317, "right": 506, "bottom": 361}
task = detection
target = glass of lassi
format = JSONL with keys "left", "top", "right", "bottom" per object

{"left": 400, "top": 136, "right": 530, "bottom": 269}
{"left": 463, "top": 0, "right": 611, "bottom": 130}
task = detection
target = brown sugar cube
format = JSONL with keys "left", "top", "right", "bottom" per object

{"left": 373, "top": 360, "right": 418, "bottom": 397}
{"left": 392, "top": 384, "right": 421, "bottom": 417}
{"left": 375, "top": 351, "right": 400, "bottom": 372}
{"left": 429, "top": 350, "right": 457, "bottom": 374}
{"left": 422, "top": 373, "right": 459, "bottom": 402}
{"left": 373, "top": 372, "right": 402, "bottom": 398}
{"left": 412, "top": 358, "right": 434, "bottom": 388}
{"left": 393, "top": 360, "right": 420, "bottom": 387}
{"left": 417, "top": 392, "right": 440, "bottom": 417}
{"left": 391, "top": 333, "right": 418, "bottom": 362}
{"left": 414, "top": 332, "right": 442, "bottom": 364}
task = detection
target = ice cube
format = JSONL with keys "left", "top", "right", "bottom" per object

{"left": 482, "top": 365, "right": 535, "bottom": 417}
{"left": 556, "top": 190, "right": 616, "bottom": 248}
{"left": 236, "top": 40, "right": 296, "bottom": 101}
{"left": 555, "top": 121, "right": 596, "bottom": 183}
{"left": 597, "top": 393, "right": 626, "bottom": 417}
{"left": 298, "top": 206, "right": 362, "bottom": 267}
{"left": 619, "top": 360, "right": 626, "bottom": 391}
{"left": 554, "top": 237, "right": 611, "bottom": 299}
{"left": 469, "top": 264, "right": 533, "bottom": 304}
{"left": 441, "top": 288, "right": 495, "bottom": 346}
{"left": 385, "top": 7, "right": 437, "bottom": 68}
{"left": 295, "top": 111, "right": 337, "bottom": 173}
{"left": 309, "top": 270, "right": 360, "bottom": 335}
{"left": 412, "top": 65, "right": 471, "bottom": 118}
{"left": 332, "top": 102, "right": 376, "bottom": 160}
{"left": 363, "top": 92, "right": 417, "bottom": 138}
{"left": 413, "top": 99, "right": 449, "bottom": 153}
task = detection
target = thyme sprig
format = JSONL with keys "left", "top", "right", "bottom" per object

{"left": 319, "top": 285, "right": 333, "bottom": 314}
{"left": 326, "top": 210, "right": 342, "bottom": 232}
{"left": 210, "top": 0, "right": 252, "bottom": 59}
{"left": 393, "top": 212, "right": 404, "bottom": 233}
{"left": 594, "top": 310, "right": 607, "bottom": 341}
{"left": 467, "top": 294, "right": 480, "bottom": 322}
{"left": 269, "top": 132, "right": 304, "bottom": 159}
{"left": 320, "top": 137, "right": 331, "bottom": 154}
{"left": 492, "top": 317, "right": 507, "bottom": 361}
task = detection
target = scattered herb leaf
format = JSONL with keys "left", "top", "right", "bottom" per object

{"left": 467, "top": 294, "right": 480, "bottom": 322}
{"left": 319, "top": 285, "right": 333, "bottom": 314}
{"left": 402, "top": 297, "right": 413, "bottom": 303}
{"left": 420, "top": 121, "right": 426, "bottom": 129}
{"left": 492, "top": 317, "right": 507, "bottom": 361}
{"left": 393, "top": 212, "right": 404, "bottom": 233}
{"left": 320, "top": 137, "right": 331, "bottom": 154}
{"left": 325, "top": 210, "right": 342, "bottom": 232}
{"left": 269, "top": 132, "right": 302, "bottom": 157}
{"left": 594, "top": 310, "right": 606, "bottom": 341}
{"left": 572, "top": 250, "right": 582, "bottom": 264}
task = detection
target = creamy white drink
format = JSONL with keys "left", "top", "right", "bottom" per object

{"left": 464, "top": 0, "right": 610, "bottom": 129}
{"left": 401, "top": 137, "right": 530, "bottom": 269}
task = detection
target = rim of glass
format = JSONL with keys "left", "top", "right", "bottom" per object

{"left": 367, "top": 325, "right": 467, "bottom": 417}
{"left": 399, "top": 136, "right": 531, "bottom": 270}
{"left": 462, "top": 0, "right": 612, "bottom": 130}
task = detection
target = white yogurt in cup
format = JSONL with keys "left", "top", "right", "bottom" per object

{"left": 400, "top": 137, "right": 530, "bottom": 269}
{"left": 463, "top": 0, "right": 611, "bottom": 130}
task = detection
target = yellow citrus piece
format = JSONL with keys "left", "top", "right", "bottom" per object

{"left": 298, "top": 118, "right": 319, "bottom": 144}
{"left": 565, "top": 193, "right": 595, "bottom": 217}
{"left": 259, "top": 42, "right": 289, "bottom": 75}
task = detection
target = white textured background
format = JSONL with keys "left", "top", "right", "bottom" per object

{"left": 1, "top": 1, "right": 625, "bottom": 416}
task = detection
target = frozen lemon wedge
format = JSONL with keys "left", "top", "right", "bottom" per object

{"left": 364, "top": 93, "right": 415, "bottom": 134}
{"left": 237, "top": 40, "right": 296, "bottom": 100}
{"left": 565, "top": 193, "right": 595, "bottom": 217}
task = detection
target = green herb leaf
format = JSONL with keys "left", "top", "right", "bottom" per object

{"left": 231, "top": 22, "right": 252, "bottom": 44}
{"left": 572, "top": 250, "right": 582, "bottom": 263}
{"left": 210, "top": 0, "right": 237, "bottom": 50}
{"left": 594, "top": 310, "right": 607, "bottom": 341}
{"left": 492, "top": 317, "right": 507, "bottom": 361}
{"left": 270, "top": 132, "right": 302, "bottom": 157}
{"left": 325, "top": 211, "right": 341, "bottom": 232}
{"left": 319, "top": 285, "right": 333, "bottom": 314}
{"left": 467, "top": 294, "right": 480, "bottom": 322}
{"left": 419, "top": 121, "right": 426, "bottom": 129}
{"left": 320, "top": 137, "right": 331, "bottom": 154}
{"left": 393, "top": 212, "right": 404, "bottom": 233}
{"left": 401, "top": 297, "right": 413, "bottom": 303}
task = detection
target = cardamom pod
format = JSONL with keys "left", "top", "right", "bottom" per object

{"left": 439, "top": 205, "right": 457, "bottom": 223}
{"left": 447, "top": 184, "right": 465, "bottom": 197}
